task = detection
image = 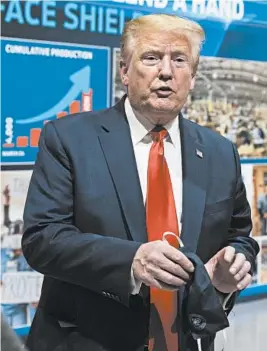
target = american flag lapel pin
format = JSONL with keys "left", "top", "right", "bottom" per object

{"left": 196, "top": 149, "right": 203, "bottom": 158}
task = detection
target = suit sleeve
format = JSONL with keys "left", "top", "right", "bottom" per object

{"left": 22, "top": 122, "right": 141, "bottom": 307}
{"left": 224, "top": 144, "right": 260, "bottom": 311}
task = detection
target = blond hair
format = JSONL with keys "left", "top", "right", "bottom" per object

{"left": 120, "top": 14, "right": 205, "bottom": 75}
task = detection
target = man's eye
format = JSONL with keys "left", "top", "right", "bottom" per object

{"left": 145, "top": 56, "right": 158, "bottom": 61}
{"left": 142, "top": 56, "right": 160, "bottom": 65}
{"left": 175, "top": 57, "right": 185, "bottom": 62}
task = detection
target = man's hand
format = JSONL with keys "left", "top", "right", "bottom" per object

{"left": 205, "top": 246, "right": 252, "bottom": 293}
{"left": 132, "top": 241, "right": 194, "bottom": 290}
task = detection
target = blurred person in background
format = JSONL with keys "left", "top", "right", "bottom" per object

{"left": 257, "top": 184, "right": 267, "bottom": 236}
{"left": 2, "top": 185, "right": 24, "bottom": 235}
{"left": 252, "top": 122, "right": 265, "bottom": 149}
{"left": 22, "top": 14, "right": 259, "bottom": 351}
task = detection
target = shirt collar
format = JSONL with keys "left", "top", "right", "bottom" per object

{"left": 124, "top": 97, "right": 180, "bottom": 147}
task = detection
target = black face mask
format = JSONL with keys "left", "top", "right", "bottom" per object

{"left": 180, "top": 249, "right": 229, "bottom": 340}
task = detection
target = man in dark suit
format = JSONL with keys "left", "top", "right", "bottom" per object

{"left": 22, "top": 14, "right": 259, "bottom": 351}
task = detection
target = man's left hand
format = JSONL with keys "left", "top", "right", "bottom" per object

{"left": 205, "top": 246, "right": 252, "bottom": 294}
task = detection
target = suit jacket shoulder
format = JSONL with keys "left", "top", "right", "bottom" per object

{"left": 182, "top": 117, "right": 234, "bottom": 151}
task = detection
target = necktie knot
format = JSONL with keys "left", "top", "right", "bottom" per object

{"left": 151, "top": 126, "right": 168, "bottom": 142}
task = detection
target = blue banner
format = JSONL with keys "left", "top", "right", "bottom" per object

{"left": 1, "top": 38, "right": 110, "bottom": 165}
{"left": 1, "top": 1, "right": 267, "bottom": 61}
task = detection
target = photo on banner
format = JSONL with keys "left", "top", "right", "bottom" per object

{"left": 241, "top": 163, "right": 267, "bottom": 238}
{"left": 1, "top": 170, "right": 43, "bottom": 329}
{"left": 241, "top": 162, "right": 267, "bottom": 285}
{"left": 112, "top": 49, "right": 267, "bottom": 158}
{"left": 113, "top": 48, "right": 126, "bottom": 104}
{"left": 251, "top": 164, "right": 267, "bottom": 237}
{"left": 186, "top": 57, "right": 267, "bottom": 159}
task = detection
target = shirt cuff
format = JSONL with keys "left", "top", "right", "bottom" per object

{"left": 130, "top": 266, "right": 142, "bottom": 295}
{"left": 216, "top": 290, "right": 234, "bottom": 310}
{"left": 222, "top": 292, "right": 234, "bottom": 310}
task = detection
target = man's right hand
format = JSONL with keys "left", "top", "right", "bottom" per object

{"left": 132, "top": 241, "right": 194, "bottom": 291}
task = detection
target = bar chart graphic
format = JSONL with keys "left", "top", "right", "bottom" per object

{"left": 3, "top": 90, "right": 93, "bottom": 150}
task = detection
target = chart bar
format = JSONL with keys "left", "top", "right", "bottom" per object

{"left": 3, "top": 143, "right": 15, "bottom": 148}
{"left": 82, "top": 89, "right": 92, "bottom": 112}
{"left": 57, "top": 111, "right": 67, "bottom": 119}
{"left": 30, "top": 129, "right": 41, "bottom": 147}
{"left": 69, "top": 101, "right": 80, "bottom": 114}
{"left": 17, "top": 136, "right": 28, "bottom": 147}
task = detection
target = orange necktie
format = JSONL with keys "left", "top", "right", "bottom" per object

{"left": 146, "top": 127, "right": 180, "bottom": 351}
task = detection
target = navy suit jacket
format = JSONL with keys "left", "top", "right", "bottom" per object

{"left": 22, "top": 97, "right": 259, "bottom": 351}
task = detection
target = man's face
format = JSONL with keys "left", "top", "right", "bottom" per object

{"left": 120, "top": 29, "right": 195, "bottom": 124}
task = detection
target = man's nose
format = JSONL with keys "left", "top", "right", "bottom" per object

{"left": 159, "top": 56, "right": 173, "bottom": 80}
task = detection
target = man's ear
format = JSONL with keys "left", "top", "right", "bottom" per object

{"left": 120, "top": 60, "right": 129, "bottom": 86}
{"left": 190, "top": 76, "right": 196, "bottom": 90}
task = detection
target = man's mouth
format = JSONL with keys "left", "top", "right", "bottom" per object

{"left": 157, "top": 86, "right": 173, "bottom": 92}
{"left": 155, "top": 87, "right": 173, "bottom": 96}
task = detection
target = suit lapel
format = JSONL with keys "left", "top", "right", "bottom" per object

{"left": 97, "top": 101, "right": 147, "bottom": 243}
{"left": 180, "top": 118, "right": 209, "bottom": 253}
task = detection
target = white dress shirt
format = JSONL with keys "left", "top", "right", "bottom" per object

{"left": 125, "top": 97, "right": 183, "bottom": 230}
